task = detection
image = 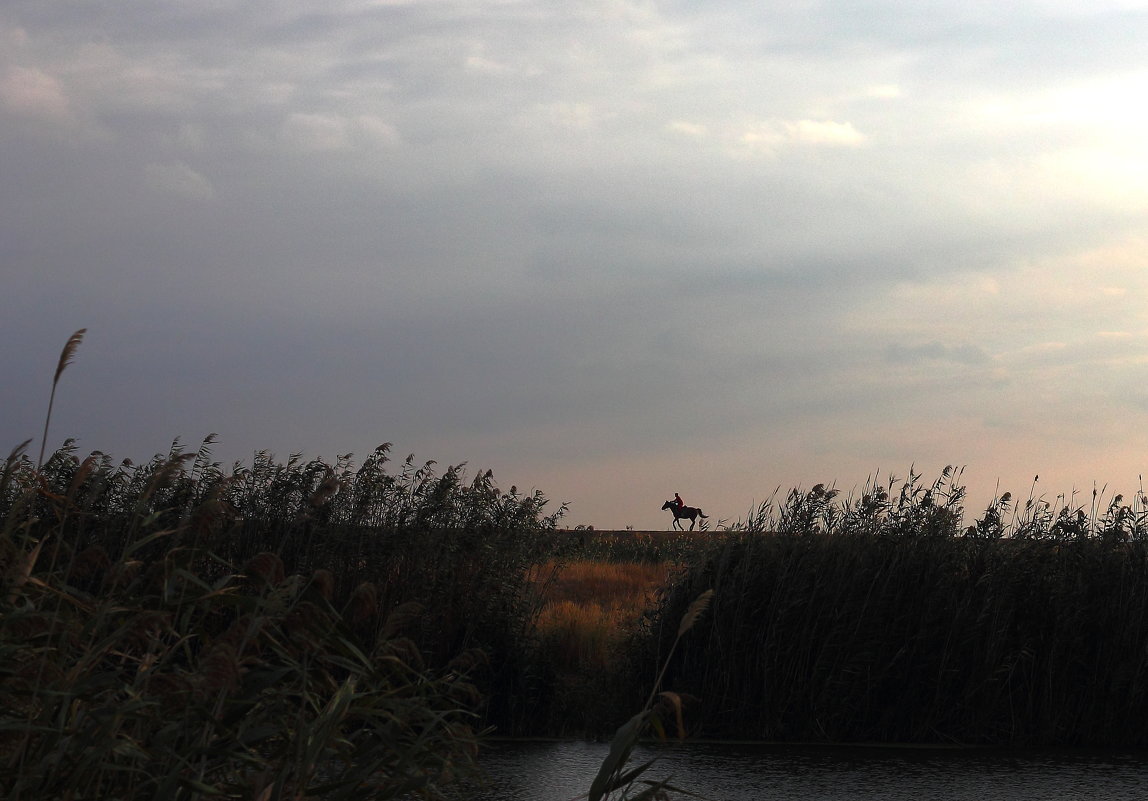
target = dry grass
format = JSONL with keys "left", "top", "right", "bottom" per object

{"left": 522, "top": 559, "right": 679, "bottom": 737}
{"left": 539, "top": 559, "right": 672, "bottom": 609}
{"left": 533, "top": 560, "right": 673, "bottom": 671}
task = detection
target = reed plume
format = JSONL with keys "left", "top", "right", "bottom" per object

{"left": 38, "top": 328, "right": 85, "bottom": 470}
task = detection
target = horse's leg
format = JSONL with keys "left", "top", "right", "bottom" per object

{"left": 689, "top": 515, "right": 696, "bottom": 531}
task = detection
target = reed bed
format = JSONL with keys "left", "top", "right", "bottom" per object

{"left": 4, "top": 435, "right": 569, "bottom": 661}
{"left": 1, "top": 430, "right": 579, "bottom": 798}
{"left": 2, "top": 331, "right": 570, "bottom": 798}
{"left": 645, "top": 469, "right": 1148, "bottom": 747}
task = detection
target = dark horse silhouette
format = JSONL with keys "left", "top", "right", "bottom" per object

{"left": 662, "top": 500, "right": 709, "bottom": 530}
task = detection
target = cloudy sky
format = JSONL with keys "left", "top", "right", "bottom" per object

{"left": 4, "top": 0, "right": 1148, "bottom": 529}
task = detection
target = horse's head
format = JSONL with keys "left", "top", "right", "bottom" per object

{"left": 661, "top": 500, "right": 673, "bottom": 510}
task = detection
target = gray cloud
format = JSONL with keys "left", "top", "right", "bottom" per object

{"left": 885, "top": 342, "right": 992, "bottom": 365}
{"left": 4, "top": 0, "right": 1148, "bottom": 527}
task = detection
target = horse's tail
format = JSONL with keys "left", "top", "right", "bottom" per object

{"left": 699, "top": 510, "right": 708, "bottom": 518}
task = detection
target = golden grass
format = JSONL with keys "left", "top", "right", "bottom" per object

{"left": 539, "top": 559, "right": 672, "bottom": 609}
{"left": 533, "top": 560, "right": 673, "bottom": 671}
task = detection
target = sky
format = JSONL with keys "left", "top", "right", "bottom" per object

{"left": 3, "top": 0, "right": 1148, "bottom": 530}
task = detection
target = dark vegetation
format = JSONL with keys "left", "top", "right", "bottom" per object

{"left": 6, "top": 330, "right": 1148, "bottom": 800}
{"left": 1, "top": 332, "right": 569, "bottom": 799}
{"left": 0, "top": 433, "right": 570, "bottom": 800}
{"left": 649, "top": 471, "right": 1148, "bottom": 746}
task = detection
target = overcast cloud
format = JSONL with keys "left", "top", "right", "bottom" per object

{"left": 4, "top": 0, "right": 1148, "bottom": 529}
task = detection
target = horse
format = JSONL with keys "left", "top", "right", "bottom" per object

{"left": 662, "top": 500, "right": 709, "bottom": 531}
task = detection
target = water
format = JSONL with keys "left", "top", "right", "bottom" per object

{"left": 463, "top": 740, "right": 1148, "bottom": 800}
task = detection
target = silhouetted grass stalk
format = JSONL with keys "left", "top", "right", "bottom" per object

{"left": 37, "top": 328, "right": 85, "bottom": 471}
{"left": 587, "top": 590, "right": 712, "bottom": 801}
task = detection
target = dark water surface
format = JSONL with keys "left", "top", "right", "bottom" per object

{"left": 462, "top": 740, "right": 1148, "bottom": 800}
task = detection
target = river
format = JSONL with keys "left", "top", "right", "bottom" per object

{"left": 460, "top": 740, "right": 1148, "bottom": 800}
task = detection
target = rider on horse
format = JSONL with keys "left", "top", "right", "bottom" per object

{"left": 663, "top": 495, "right": 708, "bottom": 530}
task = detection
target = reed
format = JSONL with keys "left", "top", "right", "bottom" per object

{"left": 37, "top": 328, "right": 85, "bottom": 470}
{"left": 645, "top": 470, "right": 1148, "bottom": 747}
{"left": 1, "top": 331, "right": 571, "bottom": 799}
{"left": 2, "top": 441, "right": 520, "bottom": 798}
{"left": 586, "top": 590, "right": 713, "bottom": 801}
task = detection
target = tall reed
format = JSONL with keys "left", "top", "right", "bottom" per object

{"left": 646, "top": 470, "right": 1148, "bottom": 746}
{"left": 2, "top": 331, "right": 569, "bottom": 798}
{"left": 587, "top": 590, "right": 713, "bottom": 801}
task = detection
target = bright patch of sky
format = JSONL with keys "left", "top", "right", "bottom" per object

{"left": 3, "top": 0, "right": 1148, "bottom": 528}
